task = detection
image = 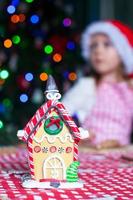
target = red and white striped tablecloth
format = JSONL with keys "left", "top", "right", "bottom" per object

{"left": 0, "top": 148, "right": 133, "bottom": 200}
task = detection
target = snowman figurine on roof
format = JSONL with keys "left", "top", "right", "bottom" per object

{"left": 17, "top": 75, "right": 89, "bottom": 189}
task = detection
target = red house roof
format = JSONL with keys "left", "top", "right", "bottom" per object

{"left": 22, "top": 100, "right": 81, "bottom": 143}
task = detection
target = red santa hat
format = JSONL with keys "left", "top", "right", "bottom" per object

{"left": 81, "top": 20, "right": 133, "bottom": 74}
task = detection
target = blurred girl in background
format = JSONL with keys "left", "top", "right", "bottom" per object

{"left": 62, "top": 20, "right": 133, "bottom": 149}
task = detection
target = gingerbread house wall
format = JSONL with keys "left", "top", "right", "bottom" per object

{"left": 31, "top": 111, "right": 74, "bottom": 181}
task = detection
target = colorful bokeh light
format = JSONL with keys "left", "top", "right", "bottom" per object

{"left": 44, "top": 45, "right": 53, "bottom": 54}
{"left": 12, "top": 0, "right": 20, "bottom": 7}
{"left": 25, "top": 72, "right": 34, "bottom": 81}
{"left": 40, "top": 72, "right": 48, "bottom": 81}
{"left": 3, "top": 98, "right": 12, "bottom": 107}
{"left": 67, "top": 41, "right": 75, "bottom": 50}
{"left": 12, "top": 35, "right": 21, "bottom": 44}
{"left": 63, "top": 18, "right": 72, "bottom": 27}
{"left": 68, "top": 72, "right": 77, "bottom": 81}
{"left": 63, "top": 71, "right": 69, "bottom": 79}
{"left": 30, "top": 15, "right": 39, "bottom": 24}
{"left": 20, "top": 94, "right": 28, "bottom": 103}
{"left": 0, "top": 120, "right": 4, "bottom": 129}
{"left": 53, "top": 53, "right": 62, "bottom": 62}
{"left": 0, "top": 79, "right": 5, "bottom": 85}
{"left": 4, "top": 39, "right": 12, "bottom": 48}
{"left": 0, "top": 70, "right": 9, "bottom": 79}
{"left": 25, "top": 0, "right": 34, "bottom": 3}
{"left": 11, "top": 14, "right": 19, "bottom": 23}
{"left": 0, "top": 104, "right": 5, "bottom": 113}
{"left": 7, "top": 5, "right": 16, "bottom": 14}
{"left": 19, "top": 14, "right": 26, "bottom": 22}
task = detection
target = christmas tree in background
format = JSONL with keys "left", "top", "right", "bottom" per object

{"left": 0, "top": 0, "right": 83, "bottom": 145}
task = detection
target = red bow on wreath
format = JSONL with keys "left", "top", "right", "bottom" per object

{"left": 46, "top": 117, "right": 61, "bottom": 129}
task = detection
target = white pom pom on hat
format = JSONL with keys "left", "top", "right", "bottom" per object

{"left": 81, "top": 20, "right": 133, "bottom": 74}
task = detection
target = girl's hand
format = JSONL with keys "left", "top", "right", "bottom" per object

{"left": 96, "top": 139, "right": 120, "bottom": 149}
{"left": 128, "top": 78, "right": 133, "bottom": 89}
{"left": 79, "top": 128, "right": 95, "bottom": 148}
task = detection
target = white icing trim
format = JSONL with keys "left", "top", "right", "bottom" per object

{"left": 36, "top": 111, "right": 40, "bottom": 121}
{"left": 81, "top": 22, "right": 133, "bottom": 74}
{"left": 8, "top": 170, "right": 29, "bottom": 175}
{"left": 33, "top": 132, "right": 74, "bottom": 144}
{"left": 29, "top": 122, "right": 33, "bottom": 130}
{"left": 79, "top": 127, "right": 90, "bottom": 139}
{"left": 45, "top": 89, "right": 59, "bottom": 92}
{"left": 22, "top": 179, "right": 83, "bottom": 188}
{"left": 46, "top": 92, "right": 61, "bottom": 100}
{"left": 43, "top": 155, "right": 66, "bottom": 180}
{"left": 17, "top": 130, "right": 25, "bottom": 140}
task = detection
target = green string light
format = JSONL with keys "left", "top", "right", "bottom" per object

{"left": 25, "top": 0, "right": 34, "bottom": 3}
{"left": 3, "top": 99, "right": 12, "bottom": 107}
{"left": 44, "top": 44, "right": 53, "bottom": 54}
{"left": 0, "top": 70, "right": 9, "bottom": 79}
{"left": 0, "top": 120, "right": 4, "bottom": 129}
{"left": 12, "top": 35, "right": 21, "bottom": 44}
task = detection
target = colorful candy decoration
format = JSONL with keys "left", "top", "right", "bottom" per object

{"left": 66, "top": 147, "right": 72, "bottom": 153}
{"left": 66, "top": 161, "right": 80, "bottom": 182}
{"left": 34, "top": 146, "right": 41, "bottom": 153}
{"left": 50, "top": 146, "right": 57, "bottom": 153}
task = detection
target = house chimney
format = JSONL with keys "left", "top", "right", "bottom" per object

{"left": 45, "top": 75, "right": 61, "bottom": 100}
